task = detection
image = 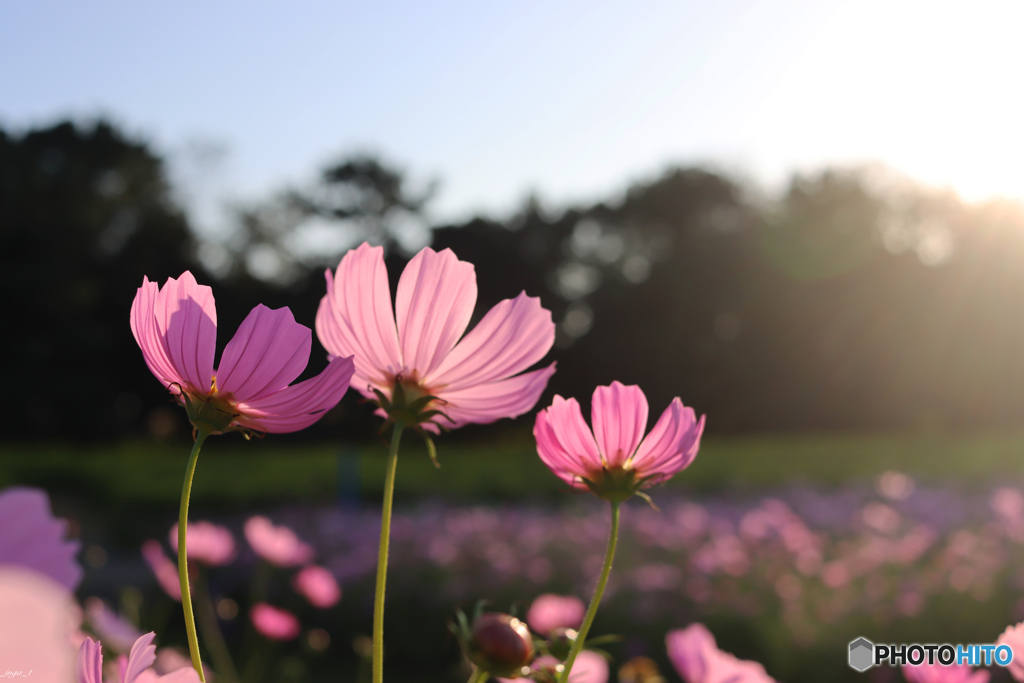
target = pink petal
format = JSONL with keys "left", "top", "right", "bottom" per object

{"left": 0, "top": 487, "right": 82, "bottom": 590}
{"left": 591, "top": 382, "right": 648, "bottom": 468}
{"left": 542, "top": 395, "right": 602, "bottom": 473}
{"left": 997, "top": 622, "right": 1024, "bottom": 683}
{"left": 130, "top": 277, "right": 185, "bottom": 390}
{"left": 666, "top": 624, "right": 715, "bottom": 683}
{"left": 565, "top": 650, "right": 610, "bottom": 683}
{"left": 395, "top": 247, "right": 477, "bottom": 379}
{"left": 250, "top": 603, "right": 301, "bottom": 641}
{"left": 152, "top": 272, "right": 217, "bottom": 394}
{"left": 215, "top": 305, "right": 310, "bottom": 402}
{"left": 123, "top": 633, "right": 158, "bottom": 683}
{"left": 631, "top": 400, "right": 704, "bottom": 483}
{"left": 0, "top": 568, "right": 78, "bottom": 683}
{"left": 315, "top": 243, "right": 403, "bottom": 394}
{"left": 169, "top": 522, "right": 236, "bottom": 566}
{"left": 525, "top": 594, "right": 585, "bottom": 635}
{"left": 293, "top": 565, "right": 342, "bottom": 608}
{"left": 534, "top": 407, "right": 587, "bottom": 488}
{"left": 426, "top": 292, "right": 555, "bottom": 391}
{"left": 141, "top": 540, "right": 182, "bottom": 601}
{"left": 435, "top": 363, "right": 556, "bottom": 429}
{"left": 84, "top": 598, "right": 142, "bottom": 653}
{"left": 244, "top": 516, "right": 315, "bottom": 567}
{"left": 234, "top": 354, "right": 355, "bottom": 433}
{"left": 77, "top": 637, "right": 104, "bottom": 683}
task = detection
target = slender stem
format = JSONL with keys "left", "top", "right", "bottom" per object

{"left": 194, "top": 569, "right": 240, "bottom": 683}
{"left": 372, "top": 421, "right": 405, "bottom": 683}
{"left": 179, "top": 429, "right": 210, "bottom": 682}
{"left": 558, "top": 501, "right": 621, "bottom": 683}
{"left": 467, "top": 668, "right": 489, "bottom": 683}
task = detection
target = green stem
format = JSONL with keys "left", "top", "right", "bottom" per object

{"left": 195, "top": 569, "right": 240, "bottom": 683}
{"left": 179, "top": 428, "right": 210, "bottom": 682}
{"left": 467, "top": 668, "right": 490, "bottom": 683}
{"left": 372, "top": 421, "right": 405, "bottom": 683}
{"left": 558, "top": 501, "right": 620, "bottom": 683}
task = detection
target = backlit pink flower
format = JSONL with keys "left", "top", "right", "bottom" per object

{"left": 997, "top": 622, "right": 1024, "bottom": 682}
{"left": 244, "top": 516, "right": 314, "bottom": 567}
{"left": 903, "top": 663, "right": 990, "bottom": 683}
{"left": 316, "top": 243, "right": 556, "bottom": 430}
{"left": 293, "top": 564, "right": 341, "bottom": 608}
{"left": 0, "top": 566, "right": 78, "bottom": 683}
{"left": 0, "top": 486, "right": 82, "bottom": 590}
{"left": 526, "top": 594, "right": 585, "bottom": 636}
{"left": 250, "top": 603, "right": 301, "bottom": 641}
{"left": 141, "top": 540, "right": 182, "bottom": 601}
{"left": 535, "top": 382, "right": 704, "bottom": 501}
{"left": 169, "top": 521, "right": 235, "bottom": 566}
{"left": 666, "top": 624, "right": 775, "bottom": 683}
{"left": 77, "top": 632, "right": 201, "bottom": 683}
{"left": 131, "top": 271, "right": 354, "bottom": 434}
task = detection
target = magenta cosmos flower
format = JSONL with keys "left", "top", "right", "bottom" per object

{"left": 244, "top": 516, "right": 314, "bottom": 567}
{"left": 131, "top": 272, "right": 354, "bottom": 434}
{"left": 78, "top": 632, "right": 201, "bottom": 683}
{"left": 293, "top": 565, "right": 341, "bottom": 608}
{"left": 169, "top": 521, "right": 235, "bottom": 566}
{"left": 250, "top": 603, "right": 301, "bottom": 641}
{"left": 534, "top": 382, "right": 704, "bottom": 501}
{"left": 315, "top": 243, "right": 555, "bottom": 431}
{"left": 0, "top": 486, "right": 82, "bottom": 590}
{"left": 666, "top": 624, "right": 775, "bottom": 683}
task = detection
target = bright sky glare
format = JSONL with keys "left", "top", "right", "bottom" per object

{"left": 2, "top": 0, "right": 1022, "bottom": 231}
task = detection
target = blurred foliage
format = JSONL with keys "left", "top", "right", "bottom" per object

{"left": 5, "top": 118, "right": 1024, "bottom": 440}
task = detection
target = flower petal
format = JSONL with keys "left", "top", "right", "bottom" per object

{"left": 130, "top": 277, "right": 185, "bottom": 390}
{"left": 426, "top": 292, "right": 555, "bottom": 391}
{"left": 152, "top": 272, "right": 217, "bottom": 394}
{"left": 123, "top": 633, "right": 157, "bottom": 683}
{"left": 541, "top": 395, "right": 602, "bottom": 474}
{"left": 316, "top": 243, "right": 402, "bottom": 395}
{"left": 395, "top": 247, "right": 476, "bottom": 379}
{"left": 77, "top": 637, "right": 104, "bottom": 683}
{"left": 435, "top": 363, "right": 556, "bottom": 429}
{"left": 591, "top": 382, "right": 648, "bottom": 467}
{"left": 534, "top": 407, "right": 584, "bottom": 488}
{"left": 235, "top": 354, "right": 355, "bottom": 433}
{"left": 666, "top": 624, "right": 715, "bottom": 683}
{"left": 216, "top": 305, "right": 310, "bottom": 402}
{"left": 631, "top": 399, "right": 704, "bottom": 483}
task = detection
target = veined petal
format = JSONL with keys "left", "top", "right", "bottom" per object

{"left": 631, "top": 400, "right": 704, "bottom": 483}
{"left": 395, "top": 247, "right": 476, "bottom": 379}
{"left": 315, "top": 243, "right": 402, "bottom": 392}
{"left": 543, "top": 395, "right": 602, "bottom": 472}
{"left": 534, "top": 407, "right": 588, "bottom": 489}
{"left": 123, "top": 633, "right": 157, "bottom": 683}
{"left": 235, "top": 354, "right": 355, "bottom": 433}
{"left": 152, "top": 272, "right": 217, "bottom": 394}
{"left": 435, "top": 363, "right": 556, "bottom": 429}
{"left": 77, "top": 638, "right": 104, "bottom": 683}
{"left": 130, "top": 277, "right": 185, "bottom": 389}
{"left": 216, "top": 305, "right": 310, "bottom": 402}
{"left": 426, "top": 292, "right": 555, "bottom": 391}
{"left": 592, "top": 382, "right": 648, "bottom": 467}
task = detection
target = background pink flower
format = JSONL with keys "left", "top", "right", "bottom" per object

{"left": 903, "top": 662, "right": 990, "bottom": 683}
{"left": 131, "top": 271, "right": 354, "bottom": 434}
{"left": 244, "top": 516, "right": 314, "bottom": 567}
{"left": 141, "top": 540, "right": 182, "bottom": 601}
{"left": 292, "top": 564, "right": 341, "bottom": 608}
{"left": 0, "top": 566, "right": 78, "bottom": 683}
{"left": 666, "top": 623, "right": 775, "bottom": 683}
{"left": 316, "top": 243, "right": 556, "bottom": 430}
{"left": 535, "top": 382, "right": 704, "bottom": 497}
{"left": 169, "top": 521, "right": 235, "bottom": 566}
{"left": 84, "top": 597, "right": 143, "bottom": 653}
{"left": 77, "top": 632, "right": 201, "bottom": 683}
{"left": 0, "top": 486, "right": 82, "bottom": 590}
{"left": 250, "top": 603, "right": 301, "bottom": 641}
{"left": 998, "top": 622, "right": 1024, "bottom": 682}
{"left": 526, "top": 594, "right": 585, "bottom": 636}
{"left": 498, "top": 651, "right": 609, "bottom": 683}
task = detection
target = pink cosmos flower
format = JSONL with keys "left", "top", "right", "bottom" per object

{"left": 903, "top": 663, "right": 990, "bottom": 683}
{"left": 315, "top": 243, "right": 556, "bottom": 430}
{"left": 84, "top": 597, "right": 143, "bottom": 653}
{"left": 0, "top": 486, "right": 82, "bottom": 590}
{"left": 244, "top": 516, "right": 315, "bottom": 567}
{"left": 0, "top": 566, "right": 78, "bottom": 683}
{"left": 535, "top": 382, "right": 704, "bottom": 500}
{"left": 526, "top": 594, "right": 585, "bottom": 636}
{"left": 293, "top": 564, "right": 341, "bottom": 608}
{"left": 997, "top": 622, "right": 1024, "bottom": 682}
{"left": 497, "top": 652, "right": 609, "bottom": 683}
{"left": 131, "top": 271, "right": 354, "bottom": 434}
{"left": 250, "top": 603, "right": 301, "bottom": 641}
{"left": 77, "top": 632, "right": 201, "bottom": 683}
{"left": 169, "top": 521, "right": 235, "bottom": 566}
{"left": 666, "top": 624, "right": 776, "bottom": 683}
{"left": 141, "top": 540, "right": 182, "bottom": 601}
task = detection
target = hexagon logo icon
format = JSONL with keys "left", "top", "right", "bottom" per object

{"left": 849, "top": 637, "right": 874, "bottom": 672}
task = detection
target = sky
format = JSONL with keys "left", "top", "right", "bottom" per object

{"left": 2, "top": 0, "right": 1023, "bottom": 233}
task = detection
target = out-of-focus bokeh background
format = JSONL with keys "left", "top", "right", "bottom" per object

{"left": 4, "top": 1, "right": 1024, "bottom": 681}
